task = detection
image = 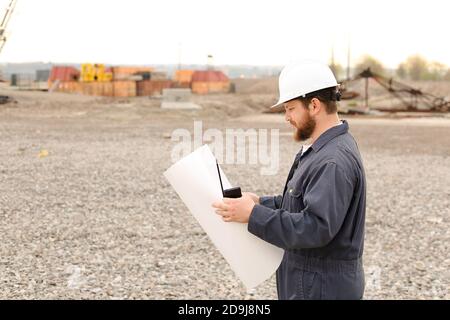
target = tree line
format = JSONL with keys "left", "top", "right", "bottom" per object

{"left": 330, "top": 55, "right": 450, "bottom": 81}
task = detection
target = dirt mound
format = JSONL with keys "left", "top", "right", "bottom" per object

{"left": 231, "top": 77, "right": 278, "bottom": 94}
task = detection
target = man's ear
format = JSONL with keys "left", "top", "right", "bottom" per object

{"left": 310, "top": 97, "right": 321, "bottom": 115}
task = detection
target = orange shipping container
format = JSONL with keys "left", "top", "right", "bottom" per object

{"left": 174, "top": 70, "right": 195, "bottom": 83}
{"left": 192, "top": 81, "right": 230, "bottom": 94}
{"left": 191, "top": 70, "right": 230, "bottom": 94}
{"left": 102, "top": 82, "right": 114, "bottom": 96}
{"left": 79, "top": 82, "right": 114, "bottom": 96}
{"left": 81, "top": 82, "right": 97, "bottom": 96}
{"left": 113, "top": 81, "right": 136, "bottom": 97}
{"left": 112, "top": 66, "right": 153, "bottom": 80}
{"left": 174, "top": 82, "right": 190, "bottom": 89}
{"left": 52, "top": 81, "right": 136, "bottom": 97}
{"left": 66, "top": 81, "right": 81, "bottom": 93}
{"left": 80, "top": 82, "right": 92, "bottom": 95}
{"left": 51, "top": 81, "right": 80, "bottom": 94}
{"left": 136, "top": 80, "right": 172, "bottom": 96}
{"left": 48, "top": 66, "right": 80, "bottom": 82}
{"left": 191, "top": 82, "right": 209, "bottom": 94}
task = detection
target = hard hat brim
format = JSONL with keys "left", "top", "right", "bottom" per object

{"left": 269, "top": 89, "right": 309, "bottom": 112}
{"left": 269, "top": 93, "right": 301, "bottom": 112}
{"left": 269, "top": 83, "right": 340, "bottom": 112}
{"left": 269, "top": 101, "right": 285, "bottom": 112}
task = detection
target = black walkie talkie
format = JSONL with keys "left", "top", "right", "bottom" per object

{"left": 216, "top": 160, "right": 242, "bottom": 198}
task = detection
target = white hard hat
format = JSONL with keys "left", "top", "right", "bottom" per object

{"left": 271, "top": 60, "right": 338, "bottom": 110}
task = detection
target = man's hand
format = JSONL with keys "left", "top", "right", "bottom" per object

{"left": 243, "top": 192, "right": 260, "bottom": 204}
{"left": 212, "top": 193, "right": 257, "bottom": 223}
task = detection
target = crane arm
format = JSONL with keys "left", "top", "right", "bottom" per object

{"left": 0, "top": 0, "right": 18, "bottom": 54}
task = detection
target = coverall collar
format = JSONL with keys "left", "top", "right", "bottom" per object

{"left": 310, "top": 120, "right": 349, "bottom": 153}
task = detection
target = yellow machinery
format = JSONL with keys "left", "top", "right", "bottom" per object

{"left": 81, "top": 63, "right": 112, "bottom": 82}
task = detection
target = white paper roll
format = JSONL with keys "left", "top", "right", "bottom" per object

{"left": 163, "top": 144, "right": 283, "bottom": 289}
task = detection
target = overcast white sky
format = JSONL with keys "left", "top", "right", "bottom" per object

{"left": 1, "top": 0, "right": 449, "bottom": 67}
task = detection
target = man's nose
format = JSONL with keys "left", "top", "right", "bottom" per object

{"left": 284, "top": 112, "right": 290, "bottom": 122}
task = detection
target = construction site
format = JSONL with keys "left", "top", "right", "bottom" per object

{"left": 0, "top": 0, "right": 449, "bottom": 300}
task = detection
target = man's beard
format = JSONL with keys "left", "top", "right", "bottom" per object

{"left": 293, "top": 113, "right": 316, "bottom": 142}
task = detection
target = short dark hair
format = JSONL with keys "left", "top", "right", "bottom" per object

{"left": 295, "top": 86, "right": 340, "bottom": 114}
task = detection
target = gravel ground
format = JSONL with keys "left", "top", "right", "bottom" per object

{"left": 0, "top": 89, "right": 449, "bottom": 299}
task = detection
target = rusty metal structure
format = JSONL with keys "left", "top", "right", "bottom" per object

{"left": 341, "top": 68, "right": 450, "bottom": 113}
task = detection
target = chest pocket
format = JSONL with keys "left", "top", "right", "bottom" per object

{"left": 285, "top": 183, "right": 304, "bottom": 213}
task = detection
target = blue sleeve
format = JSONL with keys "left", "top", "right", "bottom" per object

{"left": 248, "top": 162, "right": 354, "bottom": 249}
{"left": 259, "top": 195, "right": 283, "bottom": 210}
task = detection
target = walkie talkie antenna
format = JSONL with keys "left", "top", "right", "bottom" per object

{"left": 215, "top": 158, "right": 242, "bottom": 199}
{"left": 216, "top": 159, "right": 225, "bottom": 197}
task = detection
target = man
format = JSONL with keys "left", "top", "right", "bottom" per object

{"left": 212, "top": 61, "right": 366, "bottom": 300}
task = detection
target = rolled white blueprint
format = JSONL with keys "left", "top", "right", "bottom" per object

{"left": 163, "top": 144, "right": 283, "bottom": 289}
